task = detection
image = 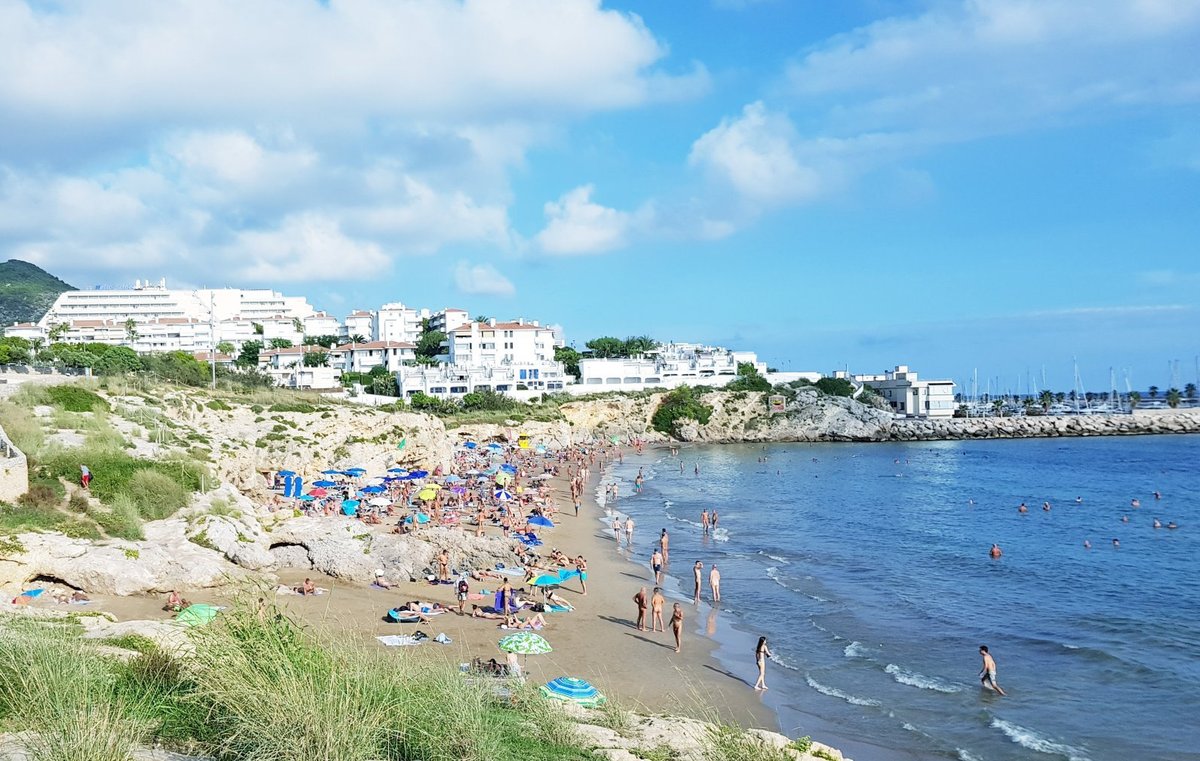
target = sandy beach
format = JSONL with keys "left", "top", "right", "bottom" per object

{"left": 85, "top": 456, "right": 777, "bottom": 731}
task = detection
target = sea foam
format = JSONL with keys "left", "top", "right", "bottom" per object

{"left": 991, "top": 718, "right": 1090, "bottom": 761}
{"left": 884, "top": 663, "right": 962, "bottom": 693}
{"left": 805, "top": 675, "right": 881, "bottom": 706}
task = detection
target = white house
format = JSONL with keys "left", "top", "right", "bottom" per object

{"left": 3, "top": 323, "right": 45, "bottom": 342}
{"left": 848, "top": 365, "right": 956, "bottom": 418}
{"left": 375, "top": 303, "right": 428, "bottom": 345}
{"left": 341, "top": 311, "right": 374, "bottom": 341}
{"left": 428, "top": 308, "right": 469, "bottom": 336}
{"left": 258, "top": 317, "right": 304, "bottom": 347}
{"left": 302, "top": 311, "right": 341, "bottom": 339}
{"left": 573, "top": 342, "right": 767, "bottom": 393}
{"left": 445, "top": 318, "right": 562, "bottom": 367}
{"left": 328, "top": 341, "right": 416, "bottom": 374}
{"left": 395, "top": 363, "right": 568, "bottom": 401}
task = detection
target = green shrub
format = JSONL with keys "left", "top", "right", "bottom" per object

{"left": 89, "top": 494, "right": 144, "bottom": 540}
{"left": 651, "top": 386, "right": 713, "bottom": 436}
{"left": 126, "top": 470, "right": 190, "bottom": 520}
{"left": 67, "top": 492, "right": 89, "bottom": 512}
{"left": 18, "top": 483, "right": 61, "bottom": 510}
{"left": 814, "top": 377, "right": 856, "bottom": 397}
{"left": 46, "top": 385, "right": 108, "bottom": 413}
{"left": 787, "top": 736, "right": 813, "bottom": 753}
{"left": 703, "top": 725, "right": 793, "bottom": 761}
{"left": 205, "top": 399, "right": 232, "bottom": 411}
{"left": 267, "top": 402, "right": 317, "bottom": 414}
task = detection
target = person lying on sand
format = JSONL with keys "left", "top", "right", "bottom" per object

{"left": 470, "top": 568, "right": 504, "bottom": 581}
{"left": 471, "top": 605, "right": 504, "bottom": 620}
{"left": 544, "top": 590, "right": 574, "bottom": 610}
{"left": 500, "top": 612, "right": 547, "bottom": 630}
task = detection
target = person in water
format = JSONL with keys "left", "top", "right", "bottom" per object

{"left": 989, "top": 544, "right": 1002, "bottom": 559}
{"left": 979, "top": 645, "right": 1006, "bottom": 696}
{"left": 754, "top": 636, "right": 773, "bottom": 690}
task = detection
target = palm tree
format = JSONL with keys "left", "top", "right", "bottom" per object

{"left": 1129, "top": 391, "right": 1141, "bottom": 409}
{"left": 1148, "top": 385, "right": 1159, "bottom": 398}
{"left": 992, "top": 399, "right": 1005, "bottom": 417}
{"left": 123, "top": 318, "right": 139, "bottom": 344}
{"left": 349, "top": 334, "right": 366, "bottom": 344}
{"left": 1166, "top": 388, "right": 1182, "bottom": 408}
{"left": 1039, "top": 389, "right": 1053, "bottom": 412}
{"left": 1185, "top": 383, "right": 1197, "bottom": 400}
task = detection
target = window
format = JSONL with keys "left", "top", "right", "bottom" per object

{"left": 606, "top": 377, "right": 622, "bottom": 384}
{"left": 450, "top": 386, "right": 467, "bottom": 394}
{"left": 586, "top": 378, "right": 603, "bottom": 385}
{"left": 624, "top": 377, "right": 641, "bottom": 383}
{"left": 519, "top": 369, "right": 527, "bottom": 380}
{"left": 430, "top": 387, "right": 446, "bottom": 394}
{"left": 495, "top": 384, "right": 510, "bottom": 391}
{"left": 645, "top": 377, "right": 661, "bottom": 384}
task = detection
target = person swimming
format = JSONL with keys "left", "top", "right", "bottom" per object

{"left": 1153, "top": 518, "right": 1162, "bottom": 529}
{"left": 989, "top": 544, "right": 1002, "bottom": 559}
{"left": 1083, "top": 539, "right": 1091, "bottom": 549}
{"left": 1018, "top": 502, "right": 1028, "bottom": 514}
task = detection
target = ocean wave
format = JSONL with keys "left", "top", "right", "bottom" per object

{"left": 843, "top": 641, "right": 871, "bottom": 659}
{"left": 805, "top": 675, "right": 881, "bottom": 706}
{"left": 768, "top": 652, "right": 800, "bottom": 671}
{"left": 758, "top": 551, "right": 789, "bottom": 564}
{"left": 956, "top": 750, "right": 984, "bottom": 761}
{"left": 991, "top": 718, "right": 1090, "bottom": 761}
{"left": 884, "top": 663, "right": 962, "bottom": 693}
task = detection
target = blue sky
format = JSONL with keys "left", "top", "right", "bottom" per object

{"left": 1, "top": 0, "right": 1198, "bottom": 392}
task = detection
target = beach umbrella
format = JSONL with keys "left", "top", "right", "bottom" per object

{"left": 498, "top": 632, "right": 552, "bottom": 655}
{"left": 405, "top": 513, "right": 430, "bottom": 524}
{"left": 408, "top": 470, "right": 430, "bottom": 479}
{"left": 277, "top": 469, "right": 296, "bottom": 477}
{"left": 344, "top": 468, "right": 367, "bottom": 476}
{"left": 313, "top": 480, "right": 337, "bottom": 488}
{"left": 541, "top": 677, "right": 606, "bottom": 707}
{"left": 535, "top": 444, "right": 547, "bottom": 454}
{"left": 176, "top": 604, "right": 220, "bottom": 627}
{"left": 418, "top": 487, "right": 439, "bottom": 501}
{"left": 308, "top": 488, "right": 328, "bottom": 497}
{"left": 499, "top": 464, "right": 518, "bottom": 474}
{"left": 487, "top": 443, "right": 504, "bottom": 452}
{"left": 495, "top": 472, "right": 514, "bottom": 487}
{"left": 494, "top": 488, "right": 514, "bottom": 501}
{"left": 297, "top": 494, "right": 315, "bottom": 502}
{"left": 528, "top": 515, "right": 554, "bottom": 528}
{"left": 424, "top": 482, "right": 444, "bottom": 490}
{"left": 361, "top": 485, "right": 386, "bottom": 494}
{"left": 444, "top": 474, "right": 462, "bottom": 483}
{"left": 19, "top": 589, "right": 45, "bottom": 598}
{"left": 451, "top": 486, "right": 467, "bottom": 495}
{"left": 464, "top": 441, "right": 477, "bottom": 449}
{"left": 367, "top": 497, "right": 391, "bottom": 507}
{"left": 321, "top": 469, "right": 342, "bottom": 475}
{"left": 341, "top": 499, "right": 360, "bottom": 516}
{"left": 365, "top": 477, "right": 385, "bottom": 485}
{"left": 387, "top": 467, "right": 407, "bottom": 474}
{"left": 282, "top": 476, "right": 294, "bottom": 498}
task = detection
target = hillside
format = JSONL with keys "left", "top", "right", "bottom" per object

{"left": 0, "top": 259, "right": 74, "bottom": 326}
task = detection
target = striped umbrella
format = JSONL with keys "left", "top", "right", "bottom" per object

{"left": 494, "top": 488, "right": 514, "bottom": 501}
{"left": 540, "top": 677, "right": 606, "bottom": 707}
{"left": 498, "top": 632, "right": 552, "bottom": 655}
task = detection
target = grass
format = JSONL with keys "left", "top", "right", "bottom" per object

{"left": 702, "top": 725, "right": 793, "bottom": 761}
{"left": 46, "top": 385, "right": 109, "bottom": 413}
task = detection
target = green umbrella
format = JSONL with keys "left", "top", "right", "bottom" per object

{"left": 498, "top": 631, "right": 552, "bottom": 655}
{"left": 176, "top": 603, "right": 220, "bottom": 627}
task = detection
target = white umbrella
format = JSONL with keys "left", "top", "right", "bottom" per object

{"left": 367, "top": 497, "right": 392, "bottom": 507}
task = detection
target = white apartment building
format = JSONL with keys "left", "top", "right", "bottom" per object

{"left": 302, "top": 311, "right": 341, "bottom": 339}
{"left": 328, "top": 341, "right": 416, "bottom": 374}
{"left": 39, "top": 280, "right": 315, "bottom": 328}
{"left": 445, "top": 319, "right": 562, "bottom": 367}
{"left": 341, "top": 311, "right": 374, "bottom": 341}
{"left": 848, "top": 365, "right": 956, "bottom": 418}
{"left": 428, "top": 308, "right": 469, "bottom": 335}
{"left": 376, "top": 303, "right": 428, "bottom": 345}
{"left": 395, "top": 363, "right": 568, "bottom": 401}
{"left": 573, "top": 343, "right": 767, "bottom": 392}
{"left": 259, "top": 317, "right": 304, "bottom": 347}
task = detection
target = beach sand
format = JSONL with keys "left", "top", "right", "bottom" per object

{"left": 81, "top": 463, "right": 777, "bottom": 731}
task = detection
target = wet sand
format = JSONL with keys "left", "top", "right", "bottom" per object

{"left": 77, "top": 463, "right": 776, "bottom": 729}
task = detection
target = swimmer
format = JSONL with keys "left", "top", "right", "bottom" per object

{"left": 1042, "top": 502, "right": 1051, "bottom": 512}
{"left": 1075, "top": 496, "right": 1083, "bottom": 504}
{"left": 1018, "top": 503, "right": 1028, "bottom": 514}
{"left": 1153, "top": 518, "right": 1162, "bottom": 529}
{"left": 989, "top": 544, "right": 1002, "bottom": 559}
{"left": 1131, "top": 498, "right": 1140, "bottom": 508}
{"left": 1112, "top": 538, "right": 1120, "bottom": 548}
{"left": 1083, "top": 539, "right": 1091, "bottom": 549}
{"left": 1167, "top": 522, "right": 1178, "bottom": 530}
{"left": 1153, "top": 491, "right": 1161, "bottom": 500}
{"left": 1122, "top": 515, "right": 1130, "bottom": 523}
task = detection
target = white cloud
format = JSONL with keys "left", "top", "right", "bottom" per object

{"left": 785, "top": 0, "right": 1200, "bottom": 140}
{"left": 454, "top": 262, "right": 516, "bottom": 297}
{"left": 536, "top": 185, "right": 632, "bottom": 254}
{"left": 232, "top": 215, "right": 390, "bottom": 282}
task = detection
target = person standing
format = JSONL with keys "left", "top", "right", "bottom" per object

{"left": 574, "top": 555, "right": 588, "bottom": 596}
{"left": 700, "top": 509, "right": 710, "bottom": 535}
{"left": 651, "top": 588, "right": 666, "bottom": 632}
{"left": 624, "top": 516, "right": 635, "bottom": 546}
{"left": 979, "top": 645, "right": 1007, "bottom": 696}
{"left": 651, "top": 549, "right": 664, "bottom": 585}
{"left": 670, "top": 603, "right": 684, "bottom": 653}
{"left": 660, "top": 528, "right": 670, "bottom": 562}
{"left": 709, "top": 564, "right": 721, "bottom": 603}
{"left": 456, "top": 577, "right": 470, "bottom": 615}
{"left": 755, "top": 636, "right": 772, "bottom": 690}
{"left": 711, "top": 510, "right": 719, "bottom": 533}
{"left": 633, "top": 587, "right": 649, "bottom": 631}
{"left": 80, "top": 464, "right": 91, "bottom": 489}
{"left": 692, "top": 561, "right": 704, "bottom": 605}
{"left": 437, "top": 550, "right": 450, "bottom": 581}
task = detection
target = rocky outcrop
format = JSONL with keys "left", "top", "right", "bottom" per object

{"left": 886, "top": 409, "right": 1200, "bottom": 440}
{"left": 0, "top": 520, "right": 245, "bottom": 595}
{"left": 263, "top": 519, "right": 513, "bottom": 583}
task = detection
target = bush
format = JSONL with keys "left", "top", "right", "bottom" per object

{"left": 268, "top": 402, "right": 317, "bottom": 414}
{"left": 814, "top": 377, "right": 856, "bottom": 397}
{"left": 89, "top": 494, "right": 144, "bottom": 540}
{"left": 205, "top": 400, "right": 232, "bottom": 411}
{"left": 46, "top": 385, "right": 108, "bottom": 413}
{"left": 651, "top": 386, "right": 713, "bottom": 436}
{"left": 18, "top": 483, "right": 61, "bottom": 510}
{"left": 41, "top": 447, "right": 206, "bottom": 521}
{"left": 127, "top": 470, "right": 191, "bottom": 520}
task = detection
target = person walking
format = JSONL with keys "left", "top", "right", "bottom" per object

{"left": 651, "top": 588, "right": 666, "bottom": 632}
{"left": 671, "top": 603, "right": 684, "bottom": 653}
{"left": 979, "top": 645, "right": 1007, "bottom": 696}
{"left": 633, "top": 587, "right": 649, "bottom": 631}
{"left": 651, "top": 549, "right": 664, "bottom": 585}
{"left": 692, "top": 561, "right": 703, "bottom": 604}
{"left": 709, "top": 564, "right": 721, "bottom": 603}
{"left": 754, "top": 636, "right": 772, "bottom": 690}
{"left": 80, "top": 464, "right": 91, "bottom": 489}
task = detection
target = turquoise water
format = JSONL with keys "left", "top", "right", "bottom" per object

{"left": 599, "top": 436, "right": 1200, "bottom": 761}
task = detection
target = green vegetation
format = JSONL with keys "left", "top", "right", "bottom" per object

{"left": 205, "top": 399, "right": 232, "bottom": 411}
{"left": 583, "top": 335, "right": 656, "bottom": 358}
{"left": 415, "top": 318, "right": 447, "bottom": 365}
{"left": 723, "top": 363, "right": 771, "bottom": 393}
{"left": 651, "top": 386, "right": 713, "bottom": 435}
{"left": 0, "top": 605, "right": 598, "bottom": 761}
{"left": 786, "top": 736, "right": 813, "bottom": 753}
{"left": 268, "top": 402, "right": 319, "bottom": 414}
{"left": 0, "top": 259, "right": 74, "bottom": 326}
{"left": 813, "top": 377, "right": 856, "bottom": 397}
{"left": 703, "top": 724, "right": 793, "bottom": 761}
{"left": 46, "top": 385, "right": 108, "bottom": 413}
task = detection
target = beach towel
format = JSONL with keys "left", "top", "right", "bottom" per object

{"left": 377, "top": 635, "right": 422, "bottom": 647}
{"left": 546, "top": 604, "right": 573, "bottom": 613}
{"left": 492, "top": 591, "right": 521, "bottom": 613}
{"left": 386, "top": 609, "right": 422, "bottom": 623}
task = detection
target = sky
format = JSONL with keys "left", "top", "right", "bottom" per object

{"left": 1, "top": 0, "right": 1198, "bottom": 392}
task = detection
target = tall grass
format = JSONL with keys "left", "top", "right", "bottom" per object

{"left": 0, "top": 400, "right": 44, "bottom": 454}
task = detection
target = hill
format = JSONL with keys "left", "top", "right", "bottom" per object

{"left": 0, "top": 259, "right": 74, "bottom": 326}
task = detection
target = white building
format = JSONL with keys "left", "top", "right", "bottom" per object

{"left": 848, "top": 365, "right": 956, "bottom": 418}
{"left": 375, "top": 303, "right": 428, "bottom": 345}
{"left": 446, "top": 318, "right": 562, "bottom": 367}
{"left": 302, "top": 311, "right": 341, "bottom": 339}
{"left": 395, "top": 363, "right": 568, "bottom": 401}
{"left": 341, "top": 311, "right": 374, "bottom": 341}
{"left": 428, "top": 308, "right": 470, "bottom": 336}
{"left": 258, "top": 317, "right": 304, "bottom": 347}
{"left": 573, "top": 342, "right": 767, "bottom": 393}
{"left": 328, "top": 341, "right": 416, "bottom": 374}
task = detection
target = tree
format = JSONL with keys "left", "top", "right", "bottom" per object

{"left": 292, "top": 317, "right": 304, "bottom": 334}
{"left": 1055, "top": 392, "right": 1066, "bottom": 404}
{"left": 1128, "top": 391, "right": 1141, "bottom": 409}
{"left": 1148, "top": 385, "right": 1159, "bottom": 398}
{"left": 349, "top": 334, "right": 367, "bottom": 344}
{"left": 725, "top": 364, "right": 771, "bottom": 392}
{"left": 93, "top": 346, "right": 143, "bottom": 375}
{"left": 216, "top": 341, "right": 235, "bottom": 354}
{"left": 1039, "top": 389, "right": 1053, "bottom": 412}
{"left": 268, "top": 338, "right": 293, "bottom": 349}
{"left": 814, "top": 377, "right": 856, "bottom": 397}
{"left": 585, "top": 336, "right": 625, "bottom": 358}
{"left": 554, "top": 346, "right": 581, "bottom": 378}
{"left": 303, "top": 351, "right": 328, "bottom": 368}
{"left": 1185, "top": 383, "right": 1197, "bottom": 400}
{"left": 992, "top": 399, "right": 1005, "bottom": 417}
{"left": 306, "top": 334, "right": 339, "bottom": 349}
{"left": 474, "top": 315, "right": 490, "bottom": 323}
{"left": 123, "top": 318, "right": 139, "bottom": 344}
{"left": 415, "top": 323, "right": 446, "bottom": 363}
{"left": 237, "top": 340, "right": 263, "bottom": 368}
{"left": 1166, "top": 388, "right": 1182, "bottom": 408}
{"left": 622, "top": 335, "right": 657, "bottom": 356}
{"left": 48, "top": 322, "right": 70, "bottom": 342}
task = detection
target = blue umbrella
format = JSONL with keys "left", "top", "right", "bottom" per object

{"left": 408, "top": 470, "right": 429, "bottom": 479}
{"left": 321, "top": 469, "right": 342, "bottom": 475}
{"left": 499, "top": 464, "right": 518, "bottom": 474}
{"left": 313, "top": 480, "right": 337, "bottom": 488}
{"left": 297, "top": 494, "right": 315, "bottom": 501}
{"left": 404, "top": 513, "right": 430, "bottom": 524}
{"left": 528, "top": 515, "right": 554, "bottom": 528}
{"left": 387, "top": 467, "right": 407, "bottom": 474}
{"left": 444, "top": 474, "right": 462, "bottom": 483}
{"left": 293, "top": 477, "right": 302, "bottom": 496}
{"left": 541, "top": 677, "right": 605, "bottom": 707}
{"left": 463, "top": 441, "right": 477, "bottom": 449}
{"left": 361, "top": 485, "right": 385, "bottom": 494}
{"left": 341, "top": 499, "right": 360, "bottom": 516}
{"left": 487, "top": 443, "right": 503, "bottom": 451}
{"left": 344, "top": 468, "right": 367, "bottom": 476}
{"left": 384, "top": 476, "right": 403, "bottom": 482}
{"left": 277, "top": 469, "right": 296, "bottom": 477}
{"left": 282, "top": 475, "right": 294, "bottom": 498}
{"left": 494, "top": 489, "right": 514, "bottom": 501}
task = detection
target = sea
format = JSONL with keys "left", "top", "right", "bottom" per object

{"left": 595, "top": 435, "right": 1200, "bottom": 761}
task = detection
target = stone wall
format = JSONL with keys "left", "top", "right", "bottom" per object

{"left": 0, "top": 424, "right": 29, "bottom": 502}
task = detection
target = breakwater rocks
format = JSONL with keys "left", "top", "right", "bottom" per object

{"left": 886, "top": 409, "right": 1200, "bottom": 441}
